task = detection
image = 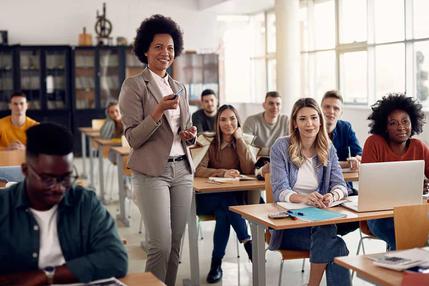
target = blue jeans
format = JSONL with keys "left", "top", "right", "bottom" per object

{"left": 279, "top": 225, "right": 350, "bottom": 286}
{"left": 367, "top": 218, "right": 396, "bottom": 250}
{"left": 196, "top": 191, "right": 250, "bottom": 260}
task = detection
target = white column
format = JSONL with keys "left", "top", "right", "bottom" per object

{"left": 275, "top": 0, "right": 300, "bottom": 115}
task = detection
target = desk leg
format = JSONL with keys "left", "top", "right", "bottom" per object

{"left": 116, "top": 153, "right": 130, "bottom": 227}
{"left": 98, "top": 144, "right": 106, "bottom": 204}
{"left": 184, "top": 192, "right": 200, "bottom": 286}
{"left": 250, "top": 222, "right": 266, "bottom": 286}
{"left": 89, "top": 139, "right": 95, "bottom": 189}
{"left": 80, "top": 133, "right": 88, "bottom": 179}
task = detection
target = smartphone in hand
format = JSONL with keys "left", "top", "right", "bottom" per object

{"left": 171, "top": 87, "right": 184, "bottom": 99}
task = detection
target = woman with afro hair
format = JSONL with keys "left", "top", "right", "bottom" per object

{"left": 119, "top": 15, "right": 197, "bottom": 286}
{"left": 362, "top": 92, "right": 429, "bottom": 250}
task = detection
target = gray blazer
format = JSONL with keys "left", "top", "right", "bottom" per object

{"left": 118, "top": 68, "right": 194, "bottom": 176}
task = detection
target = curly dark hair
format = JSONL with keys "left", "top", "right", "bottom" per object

{"left": 368, "top": 93, "right": 425, "bottom": 138}
{"left": 133, "top": 14, "right": 184, "bottom": 64}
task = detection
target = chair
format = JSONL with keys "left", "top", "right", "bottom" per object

{"left": 265, "top": 173, "right": 309, "bottom": 286}
{"left": 394, "top": 204, "right": 429, "bottom": 250}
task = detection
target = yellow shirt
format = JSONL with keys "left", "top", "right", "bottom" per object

{"left": 0, "top": 115, "right": 39, "bottom": 148}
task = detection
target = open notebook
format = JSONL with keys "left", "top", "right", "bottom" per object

{"left": 208, "top": 175, "right": 256, "bottom": 183}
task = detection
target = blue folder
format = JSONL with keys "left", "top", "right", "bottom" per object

{"left": 287, "top": 207, "right": 346, "bottom": 221}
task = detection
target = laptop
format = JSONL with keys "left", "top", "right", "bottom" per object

{"left": 342, "top": 160, "right": 424, "bottom": 212}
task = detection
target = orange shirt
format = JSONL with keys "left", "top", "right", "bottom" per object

{"left": 0, "top": 115, "right": 39, "bottom": 148}
{"left": 362, "top": 134, "right": 429, "bottom": 178}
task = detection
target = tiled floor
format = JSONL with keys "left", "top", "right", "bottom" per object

{"left": 75, "top": 157, "right": 384, "bottom": 286}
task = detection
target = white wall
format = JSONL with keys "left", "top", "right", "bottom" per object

{"left": 0, "top": 0, "right": 219, "bottom": 52}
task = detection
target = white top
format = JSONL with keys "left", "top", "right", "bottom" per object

{"left": 29, "top": 205, "right": 65, "bottom": 268}
{"left": 149, "top": 69, "right": 185, "bottom": 157}
{"left": 283, "top": 157, "right": 318, "bottom": 202}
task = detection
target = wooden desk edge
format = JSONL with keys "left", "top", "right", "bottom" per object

{"left": 229, "top": 204, "right": 393, "bottom": 230}
{"left": 334, "top": 255, "right": 402, "bottom": 286}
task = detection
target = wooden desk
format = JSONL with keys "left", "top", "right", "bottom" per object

{"left": 78, "top": 127, "right": 100, "bottom": 180}
{"left": 120, "top": 272, "right": 166, "bottom": 286}
{"left": 335, "top": 254, "right": 403, "bottom": 286}
{"left": 186, "top": 177, "right": 265, "bottom": 286}
{"left": 343, "top": 170, "right": 359, "bottom": 182}
{"left": 92, "top": 138, "right": 121, "bottom": 204}
{"left": 111, "top": 146, "right": 132, "bottom": 226}
{"left": 229, "top": 203, "right": 394, "bottom": 286}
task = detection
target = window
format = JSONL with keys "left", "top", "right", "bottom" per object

{"left": 300, "top": 0, "right": 429, "bottom": 108}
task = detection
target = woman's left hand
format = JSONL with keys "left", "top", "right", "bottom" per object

{"left": 179, "top": 126, "right": 197, "bottom": 141}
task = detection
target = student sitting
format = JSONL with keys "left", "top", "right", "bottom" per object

{"left": 362, "top": 93, "right": 429, "bottom": 250}
{"left": 100, "top": 100, "right": 124, "bottom": 140}
{"left": 195, "top": 104, "right": 255, "bottom": 284}
{"left": 0, "top": 123, "right": 128, "bottom": 284}
{"left": 270, "top": 98, "right": 350, "bottom": 286}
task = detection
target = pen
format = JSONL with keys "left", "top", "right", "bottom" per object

{"left": 348, "top": 146, "right": 352, "bottom": 159}
{"left": 287, "top": 210, "right": 304, "bottom": 216}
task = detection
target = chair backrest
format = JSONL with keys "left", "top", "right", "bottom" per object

{"left": 0, "top": 149, "right": 26, "bottom": 167}
{"left": 91, "top": 119, "right": 106, "bottom": 130}
{"left": 265, "top": 173, "right": 274, "bottom": 203}
{"left": 394, "top": 204, "right": 429, "bottom": 250}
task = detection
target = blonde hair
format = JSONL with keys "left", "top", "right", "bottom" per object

{"left": 288, "top": 98, "right": 329, "bottom": 167}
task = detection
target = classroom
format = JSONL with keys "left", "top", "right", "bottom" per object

{"left": 0, "top": 0, "right": 429, "bottom": 285}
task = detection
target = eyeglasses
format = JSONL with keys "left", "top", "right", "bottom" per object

{"left": 28, "top": 164, "right": 78, "bottom": 189}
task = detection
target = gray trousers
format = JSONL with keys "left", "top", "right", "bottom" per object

{"left": 133, "top": 160, "right": 193, "bottom": 286}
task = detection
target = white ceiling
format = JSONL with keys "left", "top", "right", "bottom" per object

{"left": 198, "top": 0, "right": 274, "bottom": 14}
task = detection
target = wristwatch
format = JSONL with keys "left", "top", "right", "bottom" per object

{"left": 43, "top": 266, "right": 56, "bottom": 285}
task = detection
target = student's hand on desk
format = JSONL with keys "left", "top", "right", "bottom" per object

{"left": 179, "top": 126, "right": 197, "bottom": 141}
{"left": 224, "top": 169, "right": 240, "bottom": 178}
{"left": 322, "top": 193, "right": 334, "bottom": 207}
{"left": 0, "top": 270, "right": 46, "bottom": 286}
{"left": 7, "top": 141, "right": 25, "bottom": 150}
{"left": 305, "top": 192, "right": 327, "bottom": 208}
{"left": 347, "top": 156, "right": 360, "bottom": 170}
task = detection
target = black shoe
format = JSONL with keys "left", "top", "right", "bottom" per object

{"left": 244, "top": 240, "right": 252, "bottom": 262}
{"left": 206, "top": 257, "right": 223, "bottom": 283}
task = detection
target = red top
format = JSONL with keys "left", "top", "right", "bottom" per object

{"left": 362, "top": 134, "right": 429, "bottom": 178}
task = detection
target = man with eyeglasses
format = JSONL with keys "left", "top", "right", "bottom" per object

{"left": 0, "top": 123, "right": 127, "bottom": 285}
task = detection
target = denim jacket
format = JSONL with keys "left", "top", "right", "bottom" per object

{"left": 0, "top": 182, "right": 128, "bottom": 282}
{"left": 269, "top": 136, "right": 347, "bottom": 249}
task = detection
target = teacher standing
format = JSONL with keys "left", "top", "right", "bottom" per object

{"left": 119, "top": 14, "right": 197, "bottom": 286}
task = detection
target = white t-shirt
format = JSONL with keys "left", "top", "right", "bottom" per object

{"left": 30, "top": 205, "right": 66, "bottom": 268}
{"left": 284, "top": 157, "right": 318, "bottom": 202}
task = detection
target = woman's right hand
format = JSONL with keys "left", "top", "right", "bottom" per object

{"left": 224, "top": 169, "right": 240, "bottom": 178}
{"left": 303, "top": 192, "right": 327, "bottom": 208}
{"left": 151, "top": 94, "right": 180, "bottom": 122}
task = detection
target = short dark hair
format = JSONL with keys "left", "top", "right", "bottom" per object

{"left": 368, "top": 93, "right": 425, "bottom": 138}
{"left": 134, "top": 14, "right": 184, "bottom": 64}
{"left": 265, "top": 91, "right": 280, "bottom": 100}
{"left": 322, "top": 90, "right": 343, "bottom": 103}
{"left": 106, "top": 100, "right": 118, "bottom": 110}
{"left": 9, "top": 91, "right": 27, "bottom": 102}
{"left": 201, "top": 89, "right": 216, "bottom": 99}
{"left": 26, "top": 123, "right": 74, "bottom": 158}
